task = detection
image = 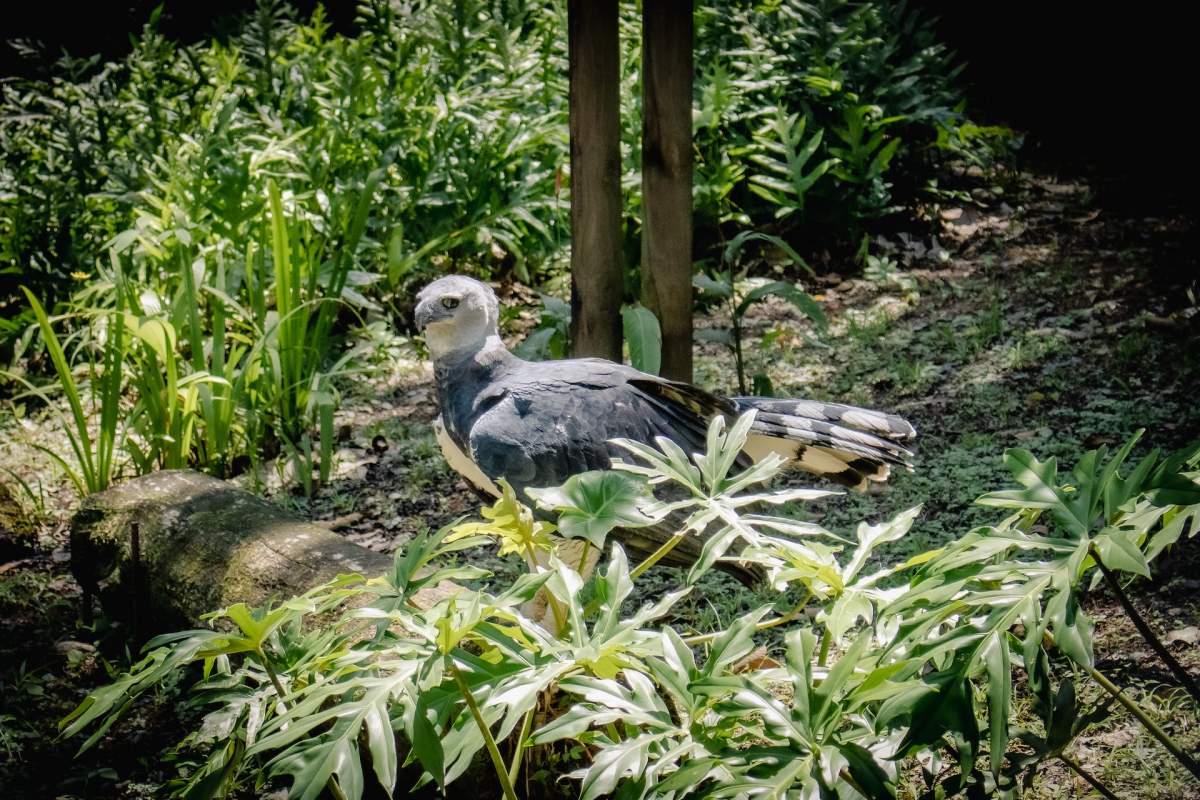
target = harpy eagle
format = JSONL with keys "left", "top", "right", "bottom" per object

{"left": 415, "top": 275, "right": 916, "bottom": 579}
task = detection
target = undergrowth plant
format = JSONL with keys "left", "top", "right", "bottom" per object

{"left": 7, "top": 165, "right": 389, "bottom": 495}
{"left": 1, "top": 280, "right": 127, "bottom": 494}
{"left": 1, "top": 0, "right": 1007, "bottom": 363}
{"left": 61, "top": 414, "right": 1200, "bottom": 798}
{"left": 694, "top": 230, "right": 828, "bottom": 394}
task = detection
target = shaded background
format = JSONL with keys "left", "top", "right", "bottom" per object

{"left": 3, "top": 1, "right": 1194, "bottom": 202}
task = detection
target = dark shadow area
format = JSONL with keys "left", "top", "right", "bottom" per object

{"left": 913, "top": 1, "right": 1197, "bottom": 209}
{"left": 0, "top": 0, "right": 359, "bottom": 78}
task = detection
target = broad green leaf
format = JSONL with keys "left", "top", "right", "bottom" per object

{"left": 408, "top": 687, "right": 445, "bottom": 787}
{"left": 819, "top": 589, "right": 874, "bottom": 643}
{"left": 981, "top": 632, "right": 1011, "bottom": 779}
{"left": 622, "top": 304, "right": 662, "bottom": 376}
{"left": 1046, "top": 584, "right": 1094, "bottom": 669}
{"left": 1092, "top": 527, "right": 1150, "bottom": 578}
{"left": 1146, "top": 504, "right": 1200, "bottom": 561}
{"left": 978, "top": 449, "right": 1090, "bottom": 537}
{"left": 843, "top": 506, "right": 921, "bottom": 582}
{"left": 527, "top": 471, "right": 656, "bottom": 549}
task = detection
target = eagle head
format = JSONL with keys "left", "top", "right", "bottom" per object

{"left": 415, "top": 275, "right": 500, "bottom": 358}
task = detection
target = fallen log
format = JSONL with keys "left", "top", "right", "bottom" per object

{"left": 70, "top": 470, "right": 457, "bottom": 630}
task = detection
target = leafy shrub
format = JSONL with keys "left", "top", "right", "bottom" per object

{"left": 691, "top": 0, "right": 1000, "bottom": 249}
{"left": 2, "top": 0, "right": 1002, "bottom": 329}
{"left": 1, "top": 0, "right": 1010, "bottom": 493}
{"left": 1, "top": 0, "right": 570, "bottom": 347}
{"left": 62, "top": 416, "right": 1200, "bottom": 798}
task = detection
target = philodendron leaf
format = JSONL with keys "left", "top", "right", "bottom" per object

{"left": 622, "top": 304, "right": 661, "bottom": 376}
{"left": 1146, "top": 504, "right": 1200, "bottom": 562}
{"left": 1045, "top": 582, "right": 1095, "bottom": 669}
{"left": 527, "top": 471, "right": 657, "bottom": 549}
{"left": 843, "top": 505, "right": 922, "bottom": 582}
{"left": 981, "top": 631, "right": 1011, "bottom": 780}
{"left": 818, "top": 589, "right": 874, "bottom": 644}
{"left": 1092, "top": 527, "right": 1151, "bottom": 577}
{"left": 978, "top": 449, "right": 1090, "bottom": 538}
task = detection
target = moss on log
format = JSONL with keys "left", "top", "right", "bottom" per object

{"left": 71, "top": 470, "right": 455, "bottom": 629}
{"left": 1, "top": 481, "right": 38, "bottom": 559}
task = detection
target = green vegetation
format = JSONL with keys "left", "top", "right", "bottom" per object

{"left": 0, "top": 1, "right": 1006, "bottom": 493}
{"left": 2, "top": 2, "right": 1197, "bottom": 799}
{"left": 59, "top": 416, "right": 1200, "bottom": 798}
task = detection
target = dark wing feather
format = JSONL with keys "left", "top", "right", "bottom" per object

{"left": 466, "top": 361, "right": 712, "bottom": 493}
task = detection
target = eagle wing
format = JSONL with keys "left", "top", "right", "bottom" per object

{"left": 463, "top": 359, "right": 713, "bottom": 494}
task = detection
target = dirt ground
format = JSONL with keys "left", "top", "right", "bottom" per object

{"left": 1, "top": 166, "right": 1198, "bottom": 798}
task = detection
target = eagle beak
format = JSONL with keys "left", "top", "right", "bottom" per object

{"left": 414, "top": 299, "right": 438, "bottom": 332}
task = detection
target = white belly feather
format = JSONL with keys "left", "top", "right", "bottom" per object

{"left": 434, "top": 415, "right": 502, "bottom": 497}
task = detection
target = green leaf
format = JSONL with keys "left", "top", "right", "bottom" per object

{"left": 812, "top": 633, "right": 870, "bottom": 729}
{"left": 892, "top": 673, "right": 979, "bottom": 775}
{"left": 839, "top": 741, "right": 895, "bottom": 799}
{"left": 982, "top": 632, "right": 1011, "bottom": 779}
{"left": 819, "top": 589, "right": 874, "bottom": 643}
{"left": 622, "top": 305, "right": 662, "bottom": 376}
{"left": 363, "top": 695, "right": 397, "bottom": 796}
{"left": 1046, "top": 584, "right": 1094, "bottom": 669}
{"left": 527, "top": 471, "right": 656, "bottom": 549}
{"left": 702, "top": 607, "right": 770, "bottom": 677}
{"left": 1146, "top": 505, "right": 1200, "bottom": 562}
{"left": 721, "top": 231, "right": 815, "bottom": 277}
{"left": 408, "top": 688, "right": 445, "bottom": 787}
{"left": 265, "top": 719, "right": 364, "bottom": 800}
{"left": 736, "top": 281, "right": 827, "bottom": 332}
{"left": 978, "top": 450, "right": 1090, "bottom": 538}
{"left": 843, "top": 506, "right": 922, "bottom": 582}
{"left": 1093, "top": 528, "right": 1150, "bottom": 578}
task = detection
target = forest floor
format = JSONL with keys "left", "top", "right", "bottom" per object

{"left": 1, "top": 167, "right": 1199, "bottom": 798}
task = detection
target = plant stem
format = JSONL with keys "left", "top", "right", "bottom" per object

{"left": 1086, "top": 663, "right": 1200, "bottom": 781}
{"left": 259, "top": 648, "right": 349, "bottom": 800}
{"left": 526, "top": 542, "right": 565, "bottom": 633}
{"left": 727, "top": 253, "right": 748, "bottom": 395}
{"left": 630, "top": 534, "right": 685, "bottom": 580}
{"left": 1089, "top": 544, "right": 1200, "bottom": 706}
{"left": 258, "top": 648, "right": 290, "bottom": 708}
{"left": 508, "top": 707, "right": 535, "bottom": 789}
{"left": 1059, "top": 753, "right": 1122, "bottom": 800}
{"left": 682, "top": 595, "right": 812, "bottom": 646}
{"left": 817, "top": 628, "right": 832, "bottom": 668}
{"left": 450, "top": 658, "right": 520, "bottom": 800}
{"left": 731, "top": 308, "right": 747, "bottom": 395}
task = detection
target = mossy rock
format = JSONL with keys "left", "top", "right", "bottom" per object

{"left": 0, "top": 481, "right": 38, "bottom": 559}
{"left": 70, "top": 470, "right": 455, "bottom": 631}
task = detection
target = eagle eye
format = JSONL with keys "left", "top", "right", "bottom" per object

{"left": 441, "top": 297, "right": 460, "bottom": 310}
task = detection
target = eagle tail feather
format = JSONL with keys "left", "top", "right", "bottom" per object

{"left": 733, "top": 397, "right": 917, "bottom": 490}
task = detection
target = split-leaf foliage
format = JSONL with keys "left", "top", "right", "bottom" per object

{"left": 62, "top": 414, "right": 1200, "bottom": 798}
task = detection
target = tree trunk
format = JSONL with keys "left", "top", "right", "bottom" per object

{"left": 641, "top": 0, "right": 694, "bottom": 382}
{"left": 568, "top": 0, "right": 624, "bottom": 363}
{"left": 70, "top": 470, "right": 457, "bottom": 631}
